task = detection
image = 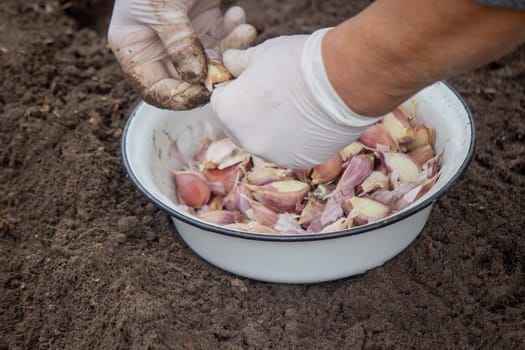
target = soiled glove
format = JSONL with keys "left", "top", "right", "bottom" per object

{"left": 108, "top": 0, "right": 256, "bottom": 110}
{"left": 211, "top": 29, "right": 382, "bottom": 168}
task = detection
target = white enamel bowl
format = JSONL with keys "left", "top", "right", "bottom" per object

{"left": 121, "top": 81, "right": 475, "bottom": 284}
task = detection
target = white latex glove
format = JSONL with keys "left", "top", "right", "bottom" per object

{"left": 211, "top": 29, "right": 382, "bottom": 168}
{"left": 108, "top": 0, "right": 256, "bottom": 110}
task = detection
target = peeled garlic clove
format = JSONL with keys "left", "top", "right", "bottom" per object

{"left": 382, "top": 109, "right": 415, "bottom": 144}
{"left": 311, "top": 154, "right": 343, "bottom": 185}
{"left": 346, "top": 197, "right": 390, "bottom": 223}
{"left": 196, "top": 210, "right": 240, "bottom": 225}
{"left": 172, "top": 170, "right": 211, "bottom": 208}
{"left": 359, "top": 170, "right": 390, "bottom": 194}
{"left": 340, "top": 141, "right": 364, "bottom": 161}
{"left": 408, "top": 144, "right": 435, "bottom": 167}
{"left": 406, "top": 125, "right": 435, "bottom": 151}
{"left": 204, "top": 50, "right": 233, "bottom": 92}
{"left": 359, "top": 124, "right": 398, "bottom": 150}
{"left": 320, "top": 217, "right": 348, "bottom": 233}
{"left": 298, "top": 198, "right": 325, "bottom": 226}
{"left": 246, "top": 167, "right": 293, "bottom": 186}
{"left": 383, "top": 152, "right": 420, "bottom": 183}
{"left": 245, "top": 180, "right": 310, "bottom": 212}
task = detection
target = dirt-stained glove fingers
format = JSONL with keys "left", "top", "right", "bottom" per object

{"left": 143, "top": 81, "right": 210, "bottom": 110}
{"left": 152, "top": 20, "right": 208, "bottom": 84}
{"left": 219, "top": 24, "right": 257, "bottom": 52}
{"left": 126, "top": 60, "right": 210, "bottom": 110}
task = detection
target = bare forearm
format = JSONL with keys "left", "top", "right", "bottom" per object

{"left": 323, "top": 0, "right": 525, "bottom": 116}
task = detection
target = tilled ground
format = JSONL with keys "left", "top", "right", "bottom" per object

{"left": 1, "top": 0, "right": 524, "bottom": 349}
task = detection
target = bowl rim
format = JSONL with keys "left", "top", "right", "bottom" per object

{"left": 121, "top": 81, "right": 475, "bottom": 242}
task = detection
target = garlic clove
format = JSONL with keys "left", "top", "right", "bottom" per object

{"left": 346, "top": 197, "right": 391, "bottom": 224}
{"left": 359, "top": 124, "right": 398, "bottom": 150}
{"left": 204, "top": 49, "right": 233, "bottom": 92}
{"left": 246, "top": 167, "right": 293, "bottom": 186}
{"left": 298, "top": 198, "right": 325, "bottom": 226}
{"left": 408, "top": 144, "right": 435, "bottom": 167}
{"left": 406, "top": 125, "right": 435, "bottom": 151}
{"left": 382, "top": 109, "right": 415, "bottom": 144}
{"left": 311, "top": 183, "right": 336, "bottom": 200}
{"left": 340, "top": 141, "right": 365, "bottom": 161}
{"left": 203, "top": 138, "right": 249, "bottom": 170}
{"left": 251, "top": 156, "right": 277, "bottom": 169}
{"left": 311, "top": 154, "right": 343, "bottom": 185}
{"left": 196, "top": 209, "right": 240, "bottom": 225}
{"left": 223, "top": 181, "right": 252, "bottom": 213}
{"left": 370, "top": 189, "right": 395, "bottom": 206}
{"left": 172, "top": 170, "right": 211, "bottom": 208}
{"left": 273, "top": 213, "right": 306, "bottom": 234}
{"left": 383, "top": 152, "right": 420, "bottom": 183}
{"left": 319, "top": 155, "right": 373, "bottom": 226}
{"left": 245, "top": 199, "right": 279, "bottom": 227}
{"left": 320, "top": 217, "right": 348, "bottom": 233}
{"left": 245, "top": 180, "right": 310, "bottom": 212}
{"left": 358, "top": 170, "right": 390, "bottom": 194}
{"left": 203, "top": 159, "right": 250, "bottom": 195}
{"left": 207, "top": 195, "right": 223, "bottom": 210}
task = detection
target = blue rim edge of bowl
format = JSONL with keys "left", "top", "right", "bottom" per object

{"left": 121, "top": 81, "right": 476, "bottom": 242}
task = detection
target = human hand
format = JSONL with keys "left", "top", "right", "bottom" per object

{"left": 211, "top": 29, "right": 381, "bottom": 168}
{"left": 108, "top": 0, "right": 256, "bottom": 110}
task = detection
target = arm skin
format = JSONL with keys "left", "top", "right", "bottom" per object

{"left": 323, "top": 0, "right": 525, "bottom": 117}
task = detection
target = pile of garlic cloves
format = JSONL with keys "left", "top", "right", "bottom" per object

{"left": 171, "top": 108, "right": 442, "bottom": 234}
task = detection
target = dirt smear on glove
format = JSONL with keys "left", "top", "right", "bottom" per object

{"left": 1, "top": 0, "right": 524, "bottom": 349}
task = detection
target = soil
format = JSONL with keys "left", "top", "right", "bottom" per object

{"left": 1, "top": 0, "right": 524, "bottom": 349}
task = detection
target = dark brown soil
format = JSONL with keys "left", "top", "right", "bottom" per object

{"left": 1, "top": 0, "right": 524, "bottom": 349}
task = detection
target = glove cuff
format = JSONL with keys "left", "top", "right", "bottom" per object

{"left": 300, "top": 28, "right": 382, "bottom": 127}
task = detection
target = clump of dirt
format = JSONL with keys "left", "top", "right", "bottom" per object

{"left": 1, "top": 0, "right": 524, "bottom": 349}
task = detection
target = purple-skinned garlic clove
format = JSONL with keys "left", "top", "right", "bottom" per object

{"left": 245, "top": 180, "right": 310, "bottom": 212}
{"left": 245, "top": 198, "right": 279, "bottom": 227}
{"left": 172, "top": 170, "right": 211, "bottom": 208}
{"left": 298, "top": 198, "right": 325, "bottom": 226}
{"left": 226, "top": 221, "right": 277, "bottom": 234}
{"left": 203, "top": 159, "right": 250, "bottom": 195}
{"left": 246, "top": 167, "right": 293, "bottom": 186}
{"left": 408, "top": 144, "right": 435, "bottom": 167}
{"left": 359, "top": 124, "right": 398, "bottom": 150}
{"left": 196, "top": 209, "right": 240, "bottom": 225}
{"left": 311, "top": 154, "right": 343, "bottom": 185}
